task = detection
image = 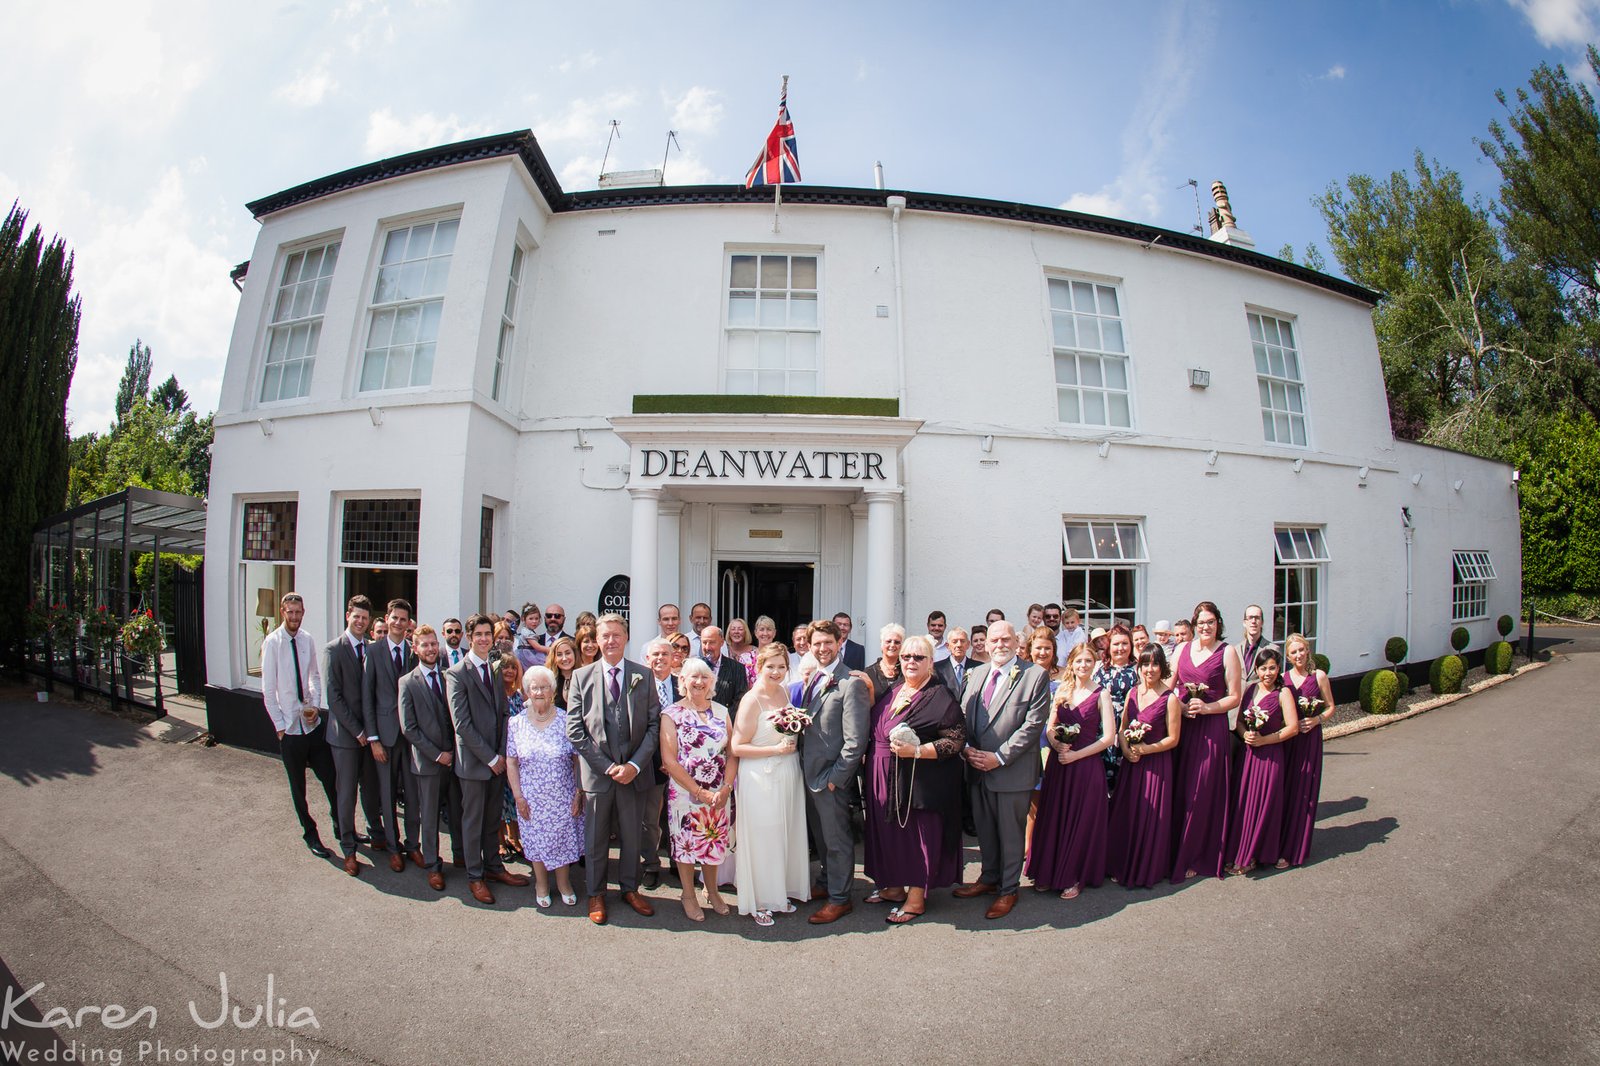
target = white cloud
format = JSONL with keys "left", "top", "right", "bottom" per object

{"left": 556, "top": 50, "right": 600, "bottom": 74}
{"left": 533, "top": 91, "right": 640, "bottom": 145}
{"left": 856, "top": 58, "right": 870, "bottom": 81}
{"left": 274, "top": 61, "right": 339, "bottom": 106}
{"left": 1321, "top": 63, "right": 1347, "bottom": 80}
{"left": 1507, "top": 0, "right": 1600, "bottom": 48}
{"left": 667, "top": 85, "right": 724, "bottom": 137}
{"left": 1057, "top": 0, "right": 1210, "bottom": 222}
{"left": 364, "top": 108, "right": 492, "bottom": 157}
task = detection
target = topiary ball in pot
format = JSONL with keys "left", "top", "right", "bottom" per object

{"left": 1362, "top": 669, "right": 1402, "bottom": 714}
{"left": 1450, "top": 626, "right": 1470, "bottom": 652}
{"left": 1384, "top": 636, "right": 1408, "bottom": 666}
{"left": 1312, "top": 652, "right": 1331, "bottom": 674}
{"left": 1485, "top": 640, "right": 1513, "bottom": 675}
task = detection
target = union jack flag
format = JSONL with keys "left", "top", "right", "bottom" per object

{"left": 744, "top": 82, "right": 801, "bottom": 188}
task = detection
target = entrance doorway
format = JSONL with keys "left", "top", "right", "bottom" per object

{"left": 717, "top": 561, "right": 816, "bottom": 642}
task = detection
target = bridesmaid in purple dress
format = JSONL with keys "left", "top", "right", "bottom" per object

{"left": 1224, "top": 648, "right": 1298, "bottom": 874}
{"left": 1107, "top": 646, "right": 1182, "bottom": 888}
{"left": 1280, "top": 634, "right": 1337, "bottom": 867}
{"left": 1170, "top": 601, "right": 1243, "bottom": 883}
{"left": 1027, "top": 642, "right": 1115, "bottom": 898}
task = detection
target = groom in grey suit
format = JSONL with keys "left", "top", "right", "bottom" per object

{"left": 799, "top": 619, "right": 869, "bottom": 924}
{"left": 568, "top": 613, "right": 661, "bottom": 925}
{"left": 446, "top": 613, "right": 530, "bottom": 905}
{"left": 362, "top": 597, "right": 418, "bottom": 874}
{"left": 399, "top": 624, "right": 461, "bottom": 892}
{"left": 323, "top": 595, "right": 374, "bottom": 876}
{"left": 955, "top": 620, "right": 1050, "bottom": 919}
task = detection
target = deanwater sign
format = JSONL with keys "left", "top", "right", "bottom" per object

{"left": 598, "top": 574, "right": 630, "bottom": 623}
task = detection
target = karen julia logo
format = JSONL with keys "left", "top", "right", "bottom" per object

{"left": 2, "top": 971, "right": 320, "bottom": 1031}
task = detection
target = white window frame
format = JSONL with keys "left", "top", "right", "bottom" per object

{"left": 336, "top": 494, "right": 421, "bottom": 613}
{"left": 1273, "top": 526, "right": 1330, "bottom": 650}
{"left": 358, "top": 216, "right": 460, "bottom": 393}
{"left": 1451, "top": 549, "right": 1496, "bottom": 623}
{"left": 238, "top": 498, "right": 298, "bottom": 686}
{"left": 722, "top": 249, "right": 821, "bottom": 396}
{"left": 478, "top": 502, "right": 498, "bottom": 615}
{"left": 1061, "top": 518, "right": 1146, "bottom": 630}
{"left": 491, "top": 244, "right": 524, "bottom": 403}
{"left": 1249, "top": 310, "right": 1310, "bottom": 447}
{"left": 260, "top": 239, "right": 340, "bottom": 404}
{"left": 1049, "top": 276, "right": 1134, "bottom": 429}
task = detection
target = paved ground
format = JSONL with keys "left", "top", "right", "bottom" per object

{"left": 1, "top": 640, "right": 1598, "bottom": 1065}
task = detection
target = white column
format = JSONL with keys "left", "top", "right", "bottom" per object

{"left": 628, "top": 487, "right": 660, "bottom": 655}
{"left": 658, "top": 499, "right": 684, "bottom": 612}
{"left": 864, "top": 490, "right": 899, "bottom": 637}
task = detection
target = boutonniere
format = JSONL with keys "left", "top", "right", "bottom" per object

{"left": 1007, "top": 663, "right": 1021, "bottom": 682}
{"left": 628, "top": 673, "right": 641, "bottom": 692}
{"left": 816, "top": 673, "right": 834, "bottom": 694}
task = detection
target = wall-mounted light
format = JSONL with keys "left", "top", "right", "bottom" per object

{"left": 576, "top": 428, "right": 591, "bottom": 450}
{"left": 1097, "top": 441, "right": 1111, "bottom": 458}
{"left": 980, "top": 434, "right": 994, "bottom": 454}
{"left": 258, "top": 418, "right": 274, "bottom": 437}
{"left": 1189, "top": 368, "right": 1211, "bottom": 389}
{"left": 1453, "top": 479, "right": 1464, "bottom": 492}
{"left": 367, "top": 406, "right": 384, "bottom": 427}
{"left": 1358, "top": 466, "right": 1369, "bottom": 480}
{"left": 1292, "top": 458, "right": 1304, "bottom": 474}
{"left": 1511, "top": 469, "right": 1521, "bottom": 486}
{"left": 1411, "top": 472, "right": 1423, "bottom": 486}
{"left": 1205, "top": 449, "right": 1219, "bottom": 467}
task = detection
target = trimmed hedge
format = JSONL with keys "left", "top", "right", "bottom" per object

{"left": 1450, "top": 626, "right": 1470, "bottom": 652}
{"left": 1361, "top": 669, "right": 1403, "bottom": 714}
{"left": 1486, "top": 640, "right": 1514, "bottom": 675}
{"left": 1497, "top": 614, "right": 1515, "bottom": 638}
{"left": 1312, "top": 652, "right": 1331, "bottom": 674}
{"left": 1429, "top": 654, "right": 1466, "bottom": 694}
{"left": 1384, "top": 636, "right": 1408, "bottom": 665}
{"left": 631, "top": 394, "right": 900, "bottom": 416}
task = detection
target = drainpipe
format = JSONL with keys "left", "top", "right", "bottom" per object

{"left": 887, "top": 195, "right": 907, "bottom": 411}
{"left": 1401, "top": 510, "right": 1415, "bottom": 664}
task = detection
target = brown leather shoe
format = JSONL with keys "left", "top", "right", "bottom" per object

{"left": 408, "top": 850, "right": 426, "bottom": 869}
{"left": 985, "top": 893, "right": 1018, "bottom": 920}
{"left": 427, "top": 871, "right": 445, "bottom": 892}
{"left": 343, "top": 854, "right": 361, "bottom": 877}
{"left": 587, "top": 895, "right": 608, "bottom": 925}
{"left": 388, "top": 852, "right": 406, "bottom": 873}
{"left": 808, "top": 901, "right": 853, "bottom": 925}
{"left": 810, "top": 883, "right": 828, "bottom": 901}
{"left": 485, "top": 869, "right": 530, "bottom": 887}
{"left": 952, "top": 881, "right": 998, "bottom": 898}
{"left": 451, "top": 859, "right": 466, "bottom": 869}
{"left": 468, "top": 880, "right": 495, "bottom": 905}
{"left": 621, "top": 890, "right": 655, "bottom": 917}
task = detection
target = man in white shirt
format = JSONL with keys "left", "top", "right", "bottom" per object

{"left": 639, "top": 637, "right": 678, "bottom": 889}
{"left": 927, "top": 610, "right": 951, "bottom": 662}
{"left": 687, "top": 601, "right": 712, "bottom": 657}
{"left": 261, "top": 592, "right": 338, "bottom": 858}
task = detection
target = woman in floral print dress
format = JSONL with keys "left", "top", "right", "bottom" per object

{"left": 659, "top": 657, "right": 739, "bottom": 921}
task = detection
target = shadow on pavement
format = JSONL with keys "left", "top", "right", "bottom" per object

{"left": 0, "top": 699, "right": 140, "bottom": 787}
{"left": 1300, "top": 816, "right": 1400, "bottom": 870}
{"left": 1316, "top": 795, "right": 1369, "bottom": 820}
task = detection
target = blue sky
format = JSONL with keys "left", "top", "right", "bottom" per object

{"left": 2, "top": 0, "right": 1595, "bottom": 433}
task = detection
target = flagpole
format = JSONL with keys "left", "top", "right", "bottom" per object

{"left": 772, "top": 75, "right": 788, "bottom": 233}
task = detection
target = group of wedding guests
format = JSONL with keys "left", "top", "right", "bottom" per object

{"left": 261, "top": 590, "right": 1337, "bottom": 925}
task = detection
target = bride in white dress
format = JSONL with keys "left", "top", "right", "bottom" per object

{"left": 731, "top": 642, "right": 812, "bottom": 925}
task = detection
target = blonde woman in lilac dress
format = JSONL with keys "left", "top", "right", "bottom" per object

{"left": 660, "top": 658, "right": 737, "bottom": 921}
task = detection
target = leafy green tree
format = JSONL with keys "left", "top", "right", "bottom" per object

{"left": 1509, "top": 412, "right": 1600, "bottom": 594}
{"left": 114, "top": 339, "right": 153, "bottom": 424}
{"left": 0, "top": 202, "right": 80, "bottom": 661}
{"left": 150, "top": 373, "right": 188, "bottom": 415}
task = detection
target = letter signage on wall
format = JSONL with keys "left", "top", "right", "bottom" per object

{"left": 632, "top": 447, "right": 891, "bottom": 486}
{"left": 598, "top": 574, "right": 631, "bottom": 624}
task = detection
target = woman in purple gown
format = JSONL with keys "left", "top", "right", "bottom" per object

{"left": 1107, "top": 646, "right": 1182, "bottom": 888}
{"left": 1225, "top": 648, "right": 1298, "bottom": 874}
{"left": 1027, "top": 642, "right": 1115, "bottom": 898}
{"left": 863, "top": 635, "right": 967, "bottom": 925}
{"left": 1280, "top": 634, "right": 1336, "bottom": 867}
{"left": 1170, "top": 601, "right": 1243, "bottom": 883}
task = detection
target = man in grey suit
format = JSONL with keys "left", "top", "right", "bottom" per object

{"left": 363, "top": 597, "right": 419, "bottom": 874}
{"left": 446, "top": 613, "right": 531, "bottom": 905}
{"left": 799, "top": 619, "right": 869, "bottom": 924}
{"left": 323, "top": 595, "right": 374, "bottom": 876}
{"left": 955, "top": 620, "right": 1050, "bottom": 919}
{"left": 699, "top": 625, "right": 747, "bottom": 713}
{"left": 399, "top": 624, "right": 461, "bottom": 892}
{"left": 568, "top": 613, "right": 661, "bottom": 925}
{"left": 934, "top": 627, "right": 981, "bottom": 693}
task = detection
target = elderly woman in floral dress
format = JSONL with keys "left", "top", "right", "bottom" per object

{"left": 660, "top": 657, "right": 739, "bottom": 921}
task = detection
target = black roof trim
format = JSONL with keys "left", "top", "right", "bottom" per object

{"left": 246, "top": 130, "right": 566, "bottom": 219}
{"left": 244, "top": 130, "right": 1376, "bottom": 305}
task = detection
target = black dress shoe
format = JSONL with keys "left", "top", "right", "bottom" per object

{"left": 642, "top": 868, "right": 660, "bottom": 890}
{"left": 354, "top": 832, "right": 373, "bottom": 846}
{"left": 305, "top": 838, "right": 333, "bottom": 859}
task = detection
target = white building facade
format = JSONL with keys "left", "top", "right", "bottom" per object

{"left": 203, "top": 131, "right": 1520, "bottom": 739}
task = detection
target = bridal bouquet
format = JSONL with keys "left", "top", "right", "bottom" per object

{"left": 1051, "top": 722, "right": 1081, "bottom": 745}
{"left": 1241, "top": 704, "right": 1271, "bottom": 731}
{"left": 1297, "top": 695, "right": 1326, "bottom": 717}
{"left": 771, "top": 705, "right": 813, "bottom": 737}
{"left": 1183, "top": 682, "right": 1209, "bottom": 701}
{"left": 1123, "top": 720, "right": 1151, "bottom": 746}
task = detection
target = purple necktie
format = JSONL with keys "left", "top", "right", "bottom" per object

{"left": 803, "top": 671, "right": 822, "bottom": 705}
{"left": 480, "top": 662, "right": 491, "bottom": 689}
{"left": 393, "top": 644, "right": 403, "bottom": 675}
{"left": 428, "top": 670, "right": 442, "bottom": 703}
{"left": 982, "top": 666, "right": 1002, "bottom": 711}
{"left": 354, "top": 641, "right": 364, "bottom": 666}
{"left": 608, "top": 666, "right": 621, "bottom": 704}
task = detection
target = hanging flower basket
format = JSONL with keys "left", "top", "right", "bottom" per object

{"left": 120, "top": 610, "right": 164, "bottom": 662}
